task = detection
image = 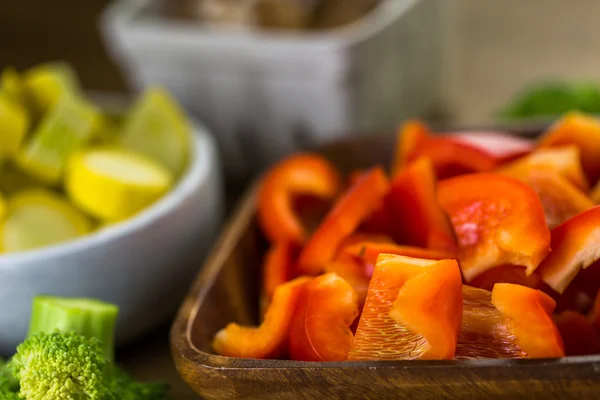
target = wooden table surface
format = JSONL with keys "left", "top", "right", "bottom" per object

{"left": 2, "top": 0, "right": 600, "bottom": 399}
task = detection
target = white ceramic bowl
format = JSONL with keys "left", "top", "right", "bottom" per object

{"left": 0, "top": 124, "right": 224, "bottom": 356}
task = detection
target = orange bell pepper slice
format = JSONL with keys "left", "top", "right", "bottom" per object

{"left": 391, "top": 122, "right": 514, "bottom": 179}
{"left": 538, "top": 112, "right": 600, "bottom": 185}
{"left": 341, "top": 241, "right": 455, "bottom": 278}
{"left": 455, "top": 285, "right": 526, "bottom": 359}
{"left": 470, "top": 265, "right": 542, "bottom": 291}
{"left": 513, "top": 170, "right": 594, "bottom": 229}
{"left": 497, "top": 150, "right": 594, "bottom": 229}
{"left": 257, "top": 153, "right": 341, "bottom": 244}
{"left": 456, "top": 285, "right": 563, "bottom": 359}
{"left": 554, "top": 310, "right": 600, "bottom": 356}
{"left": 348, "top": 254, "right": 463, "bottom": 361}
{"left": 387, "top": 157, "right": 457, "bottom": 252}
{"left": 260, "top": 241, "right": 299, "bottom": 315}
{"left": 213, "top": 276, "right": 311, "bottom": 359}
{"left": 298, "top": 167, "right": 390, "bottom": 275}
{"left": 348, "top": 171, "right": 397, "bottom": 238}
{"left": 498, "top": 146, "right": 589, "bottom": 191}
{"left": 324, "top": 254, "right": 370, "bottom": 307}
{"left": 491, "top": 283, "right": 564, "bottom": 358}
{"left": 289, "top": 273, "right": 359, "bottom": 361}
{"left": 437, "top": 173, "right": 550, "bottom": 283}
{"left": 538, "top": 206, "right": 600, "bottom": 294}
{"left": 391, "top": 120, "right": 430, "bottom": 176}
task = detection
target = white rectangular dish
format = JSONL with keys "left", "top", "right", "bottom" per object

{"left": 101, "top": 0, "right": 449, "bottom": 180}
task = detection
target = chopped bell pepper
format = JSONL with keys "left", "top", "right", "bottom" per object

{"left": 212, "top": 276, "right": 311, "bottom": 359}
{"left": 298, "top": 167, "right": 390, "bottom": 275}
{"left": 538, "top": 112, "right": 600, "bottom": 185}
{"left": 455, "top": 285, "right": 527, "bottom": 359}
{"left": 386, "top": 157, "right": 457, "bottom": 252}
{"left": 437, "top": 173, "right": 550, "bottom": 283}
{"left": 260, "top": 241, "right": 299, "bottom": 315}
{"left": 288, "top": 273, "right": 359, "bottom": 361}
{"left": 391, "top": 120, "right": 430, "bottom": 176}
{"left": 348, "top": 254, "right": 462, "bottom": 360}
{"left": 491, "top": 283, "right": 564, "bottom": 358}
{"left": 257, "top": 153, "right": 341, "bottom": 244}
{"left": 538, "top": 206, "right": 600, "bottom": 294}
{"left": 341, "top": 241, "right": 455, "bottom": 278}
{"left": 324, "top": 254, "right": 370, "bottom": 307}
{"left": 498, "top": 145, "right": 589, "bottom": 191}
{"left": 503, "top": 169, "right": 594, "bottom": 229}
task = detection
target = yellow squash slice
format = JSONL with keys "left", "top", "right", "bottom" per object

{"left": 66, "top": 148, "right": 173, "bottom": 221}
{"left": 118, "top": 87, "right": 191, "bottom": 177}
{"left": 0, "top": 189, "right": 92, "bottom": 253}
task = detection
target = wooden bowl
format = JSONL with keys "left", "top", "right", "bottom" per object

{"left": 171, "top": 126, "right": 600, "bottom": 400}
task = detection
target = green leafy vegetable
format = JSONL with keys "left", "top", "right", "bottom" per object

{"left": 499, "top": 82, "right": 600, "bottom": 120}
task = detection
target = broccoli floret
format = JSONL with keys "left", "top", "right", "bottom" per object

{"left": 11, "top": 332, "right": 109, "bottom": 400}
{"left": 0, "top": 358, "right": 19, "bottom": 400}
{"left": 106, "top": 368, "right": 169, "bottom": 400}
{"left": 28, "top": 296, "right": 118, "bottom": 362}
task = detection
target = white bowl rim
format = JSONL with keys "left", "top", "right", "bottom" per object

{"left": 0, "top": 122, "right": 215, "bottom": 267}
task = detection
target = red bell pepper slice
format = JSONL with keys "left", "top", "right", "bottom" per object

{"left": 213, "top": 277, "right": 311, "bottom": 359}
{"left": 298, "top": 167, "right": 390, "bottom": 275}
{"left": 437, "top": 173, "right": 550, "bottom": 283}
{"left": 386, "top": 157, "right": 457, "bottom": 252}
{"left": 257, "top": 153, "right": 341, "bottom": 244}
{"left": 538, "top": 111, "right": 600, "bottom": 185}
{"left": 538, "top": 206, "right": 600, "bottom": 294}
{"left": 289, "top": 273, "right": 359, "bottom": 361}
{"left": 348, "top": 254, "right": 463, "bottom": 360}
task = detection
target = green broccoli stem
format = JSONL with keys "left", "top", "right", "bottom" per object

{"left": 27, "top": 296, "right": 119, "bottom": 362}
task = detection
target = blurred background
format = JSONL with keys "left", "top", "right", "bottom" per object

{"left": 4, "top": 0, "right": 600, "bottom": 120}
{"left": 4, "top": 0, "right": 600, "bottom": 184}
{"left": 2, "top": 0, "right": 600, "bottom": 397}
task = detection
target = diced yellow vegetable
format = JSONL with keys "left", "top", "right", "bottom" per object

{"left": 119, "top": 87, "right": 191, "bottom": 177}
{"left": 0, "top": 189, "right": 92, "bottom": 253}
{"left": 23, "top": 63, "right": 80, "bottom": 113}
{"left": 66, "top": 148, "right": 173, "bottom": 221}
{"left": 0, "top": 95, "right": 29, "bottom": 157}
{"left": 16, "top": 96, "right": 100, "bottom": 184}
